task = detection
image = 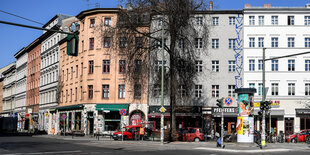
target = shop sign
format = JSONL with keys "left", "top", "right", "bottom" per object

{"left": 212, "top": 107, "right": 237, "bottom": 117}
{"left": 254, "top": 101, "right": 280, "bottom": 108}
{"left": 296, "top": 109, "right": 310, "bottom": 116}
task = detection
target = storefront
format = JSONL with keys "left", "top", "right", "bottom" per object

{"left": 296, "top": 109, "right": 310, "bottom": 130}
{"left": 211, "top": 107, "right": 238, "bottom": 134}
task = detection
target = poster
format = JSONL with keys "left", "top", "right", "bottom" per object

{"left": 238, "top": 94, "right": 249, "bottom": 116}
{"left": 237, "top": 117, "right": 243, "bottom": 135}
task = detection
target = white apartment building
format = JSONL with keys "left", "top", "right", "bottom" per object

{"left": 39, "top": 14, "right": 71, "bottom": 131}
{"left": 14, "top": 48, "right": 28, "bottom": 130}
{"left": 2, "top": 63, "right": 16, "bottom": 117}
{"left": 243, "top": 4, "right": 310, "bottom": 136}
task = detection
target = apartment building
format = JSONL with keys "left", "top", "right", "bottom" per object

{"left": 2, "top": 63, "right": 16, "bottom": 117}
{"left": 243, "top": 4, "right": 310, "bottom": 136}
{"left": 0, "top": 63, "right": 15, "bottom": 115}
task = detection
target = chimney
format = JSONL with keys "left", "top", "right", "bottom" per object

{"left": 209, "top": 1, "right": 213, "bottom": 11}
{"left": 244, "top": 4, "right": 251, "bottom": 8}
{"left": 264, "top": 4, "right": 272, "bottom": 8}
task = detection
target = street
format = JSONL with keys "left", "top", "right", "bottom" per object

{"left": 1, "top": 135, "right": 310, "bottom": 155}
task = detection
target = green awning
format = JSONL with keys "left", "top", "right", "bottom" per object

{"left": 56, "top": 104, "right": 84, "bottom": 111}
{"left": 96, "top": 104, "right": 129, "bottom": 111}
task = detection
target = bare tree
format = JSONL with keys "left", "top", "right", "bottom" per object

{"left": 97, "top": 0, "right": 211, "bottom": 141}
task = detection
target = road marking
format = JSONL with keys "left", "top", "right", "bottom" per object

{"left": 2, "top": 150, "right": 82, "bottom": 155}
{"left": 194, "top": 147, "right": 292, "bottom": 153}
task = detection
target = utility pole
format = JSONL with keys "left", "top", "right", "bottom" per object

{"left": 261, "top": 48, "right": 266, "bottom": 147}
{"left": 160, "top": 17, "right": 165, "bottom": 145}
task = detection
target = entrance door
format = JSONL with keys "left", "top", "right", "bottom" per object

{"left": 87, "top": 112, "right": 94, "bottom": 135}
{"left": 285, "top": 117, "right": 294, "bottom": 136}
{"left": 25, "top": 119, "right": 29, "bottom": 130}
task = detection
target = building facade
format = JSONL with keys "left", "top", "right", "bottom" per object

{"left": 148, "top": 9, "right": 243, "bottom": 135}
{"left": 14, "top": 48, "right": 28, "bottom": 131}
{"left": 0, "top": 63, "right": 16, "bottom": 115}
{"left": 39, "top": 14, "right": 72, "bottom": 133}
{"left": 55, "top": 8, "right": 149, "bottom": 135}
{"left": 243, "top": 4, "right": 310, "bottom": 136}
{"left": 2, "top": 64, "right": 16, "bottom": 117}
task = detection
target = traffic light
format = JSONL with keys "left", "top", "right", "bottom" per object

{"left": 67, "top": 34, "right": 79, "bottom": 56}
{"left": 216, "top": 97, "right": 224, "bottom": 108}
{"left": 265, "top": 101, "right": 271, "bottom": 112}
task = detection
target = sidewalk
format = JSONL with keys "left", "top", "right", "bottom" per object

{"left": 34, "top": 135, "right": 310, "bottom": 153}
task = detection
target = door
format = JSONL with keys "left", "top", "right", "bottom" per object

{"left": 87, "top": 112, "right": 94, "bottom": 135}
{"left": 285, "top": 118, "right": 294, "bottom": 136}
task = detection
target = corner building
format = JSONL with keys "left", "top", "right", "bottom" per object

{"left": 57, "top": 8, "right": 149, "bottom": 135}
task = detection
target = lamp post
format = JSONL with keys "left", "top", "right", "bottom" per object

{"left": 160, "top": 17, "right": 165, "bottom": 145}
{"left": 261, "top": 48, "right": 266, "bottom": 147}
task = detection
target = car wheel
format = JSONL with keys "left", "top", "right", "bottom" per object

{"left": 194, "top": 138, "right": 200, "bottom": 142}
{"left": 291, "top": 138, "right": 297, "bottom": 143}
{"left": 123, "top": 136, "right": 128, "bottom": 140}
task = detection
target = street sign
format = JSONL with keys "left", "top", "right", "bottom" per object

{"left": 159, "top": 106, "right": 166, "bottom": 113}
{"left": 119, "top": 109, "right": 127, "bottom": 116}
{"left": 224, "top": 96, "right": 233, "bottom": 106}
{"left": 61, "top": 114, "right": 67, "bottom": 120}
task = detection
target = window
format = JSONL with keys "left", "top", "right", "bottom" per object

{"left": 249, "top": 38, "right": 255, "bottom": 48}
{"left": 228, "top": 60, "right": 236, "bottom": 72}
{"left": 288, "top": 83, "right": 295, "bottom": 96}
{"left": 134, "top": 84, "right": 141, "bottom": 99}
{"left": 119, "top": 60, "right": 126, "bottom": 73}
{"left": 212, "top": 39, "right": 219, "bottom": 49}
{"left": 76, "top": 65, "right": 78, "bottom": 78}
{"left": 153, "top": 84, "right": 160, "bottom": 97}
{"left": 249, "top": 16, "right": 255, "bottom": 25}
{"left": 90, "top": 18, "right": 95, "bottom": 27}
{"left": 272, "top": 60, "right": 279, "bottom": 71}
{"left": 135, "top": 60, "right": 142, "bottom": 73}
{"left": 88, "top": 60, "right": 94, "bottom": 74}
{"left": 212, "top": 17, "right": 219, "bottom": 26}
{"left": 119, "top": 84, "right": 125, "bottom": 99}
{"left": 229, "top": 39, "right": 236, "bottom": 49}
{"left": 75, "top": 87, "right": 77, "bottom": 101}
{"left": 305, "top": 83, "right": 310, "bottom": 96}
{"left": 258, "top": 37, "right": 264, "bottom": 48}
{"left": 119, "top": 37, "right": 127, "bottom": 48}
{"left": 195, "top": 38, "right": 203, "bottom": 49}
{"left": 70, "top": 89, "right": 72, "bottom": 102}
{"left": 305, "top": 38, "right": 310, "bottom": 48}
{"left": 104, "top": 37, "right": 111, "bottom": 48}
{"left": 157, "top": 38, "right": 167, "bottom": 49}
{"left": 80, "top": 86, "right": 83, "bottom": 100}
{"left": 195, "top": 85, "right": 202, "bottom": 98}
{"left": 135, "top": 37, "right": 143, "bottom": 48}
{"left": 212, "top": 60, "right": 219, "bottom": 72}
{"left": 66, "top": 68, "right": 69, "bottom": 80}
{"left": 258, "top": 59, "right": 263, "bottom": 71}
{"left": 306, "top": 60, "right": 310, "bottom": 71}
{"left": 271, "top": 83, "right": 279, "bottom": 96}
{"left": 271, "top": 37, "right": 278, "bottom": 48}
{"left": 81, "top": 63, "right": 83, "bottom": 75}
{"left": 228, "top": 16, "right": 236, "bottom": 25}
{"left": 195, "top": 60, "right": 203, "bottom": 72}
{"left": 228, "top": 85, "right": 235, "bottom": 97}
{"left": 104, "top": 17, "right": 111, "bottom": 26}
{"left": 102, "top": 85, "right": 109, "bottom": 99}
{"left": 196, "top": 17, "right": 203, "bottom": 25}
{"left": 288, "top": 59, "right": 295, "bottom": 71}
{"left": 62, "top": 70, "right": 64, "bottom": 81}
{"left": 178, "top": 85, "right": 187, "bottom": 98}
{"left": 89, "top": 38, "right": 94, "bottom": 50}
{"left": 249, "top": 83, "right": 255, "bottom": 88}
{"left": 258, "top": 16, "right": 264, "bottom": 25}
{"left": 212, "top": 85, "right": 219, "bottom": 97}
{"left": 81, "top": 40, "right": 84, "bottom": 52}
{"left": 70, "top": 67, "right": 73, "bottom": 79}
{"left": 288, "top": 16, "right": 294, "bottom": 25}
{"left": 271, "top": 16, "right": 278, "bottom": 25}
{"left": 158, "top": 18, "right": 162, "bottom": 26}
{"left": 249, "top": 59, "right": 255, "bottom": 71}
{"left": 103, "top": 60, "right": 110, "bottom": 73}
{"left": 288, "top": 37, "right": 295, "bottom": 48}
{"left": 66, "top": 90, "right": 68, "bottom": 102}
{"left": 258, "top": 83, "right": 263, "bottom": 96}
{"left": 88, "top": 85, "right": 93, "bottom": 99}
{"left": 178, "top": 39, "right": 184, "bottom": 48}
{"left": 155, "top": 60, "right": 167, "bottom": 72}
{"left": 305, "top": 16, "right": 310, "bottom": 25}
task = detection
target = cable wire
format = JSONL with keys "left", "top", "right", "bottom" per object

{"left": 0, "top": 10, "right": 44, "bottom": 25}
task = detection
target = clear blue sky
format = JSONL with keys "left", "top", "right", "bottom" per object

{"left": 1, "top": 0, "right": 310, "bottom": 69}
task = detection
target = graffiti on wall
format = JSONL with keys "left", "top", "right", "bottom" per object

{"left": 234, "top": 14, "right": 243, "bottom": 88}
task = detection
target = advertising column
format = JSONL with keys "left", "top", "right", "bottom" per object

{"left": 235, "top": 88, "right": 256, "bottom": 143}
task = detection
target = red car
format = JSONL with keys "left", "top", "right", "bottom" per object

{"left": 112, "top": 124, "right": 142, "bottom": 140}
{"left": 177, "top": 127, "right": 204, "bottom": 142}
{"left": 286, "top": 129, "right": 310, "bottom": 143}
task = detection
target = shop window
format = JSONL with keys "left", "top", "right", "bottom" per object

{"left": 75, "top": 112, "right": 81, "bottom": 131}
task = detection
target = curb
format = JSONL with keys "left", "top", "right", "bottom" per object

{"left": 194, "top": 147, "right": 293, "bottom": 153}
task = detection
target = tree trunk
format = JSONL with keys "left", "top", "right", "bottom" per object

{"left": 169, "top": 35, "right": 177, "bottom": 142}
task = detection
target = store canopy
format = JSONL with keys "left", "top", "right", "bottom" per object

{"left": 96, "top": 104, "right": 129, "bottom": 111}
{"left": 56, "top": 104, "right": 84, "bottom": 111}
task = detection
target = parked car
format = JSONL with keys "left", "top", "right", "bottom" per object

{"left": 177, "top": 127, "right": 204, "bottom": 142}
{"left": 286, "top": 129, "right": 310, "bottom": 143}
{"left": 112, "top": 124, "right": 142, "bottom": 140}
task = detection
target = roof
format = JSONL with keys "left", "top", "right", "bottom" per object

{"left": 244, "top": 7, "right": 310, "bottom": 12}
{"left": 194, "top": 10, "right": 243, "bottom": 14}
{"left": 43, "top": 14, "right": 72, "bottom": 28}
{"left": 2, "top": 63, "right": 16, "bottom": 75}
{"left": 14, "top": 47, "right": 26, "bottom": 59}
{"left": 76, "top": 8, "right": 121, "bottom": 20}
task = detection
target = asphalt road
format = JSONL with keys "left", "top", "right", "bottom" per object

{"left": 0, "top": 136, "right": 310, "bottom": 155}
